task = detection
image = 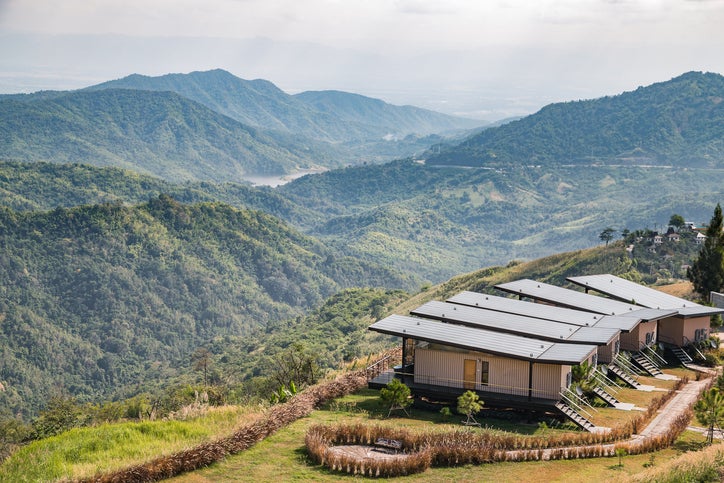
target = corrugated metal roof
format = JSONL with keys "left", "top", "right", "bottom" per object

{"left": 594, "top": 315, "right": 646, "bottom": 332}
{"left": 625, "top": 307, "right": 680, "bottom": 321}
{"left": 567, "top": 274, "right": 724, "bottom": 317}
{"left": 495, "top": 279, "right": 641, "bottom": 315}
{"left": 368, "top": 314, "right": 596, "bottom": 364}
{"left": 411, "top": 301, "right": 617, "bottom": 345}
{"left": 448, "top": 290, "right": 667, "bottom": 333}
{"left": 448, "top": 291, "right": 605, "bottom": 326}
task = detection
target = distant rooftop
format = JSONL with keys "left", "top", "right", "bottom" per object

{"left": 567, "top": 274, "right": 724, "bottom": 318}
{"left": 495, "top": 279, "right": 679, "bottom": 322}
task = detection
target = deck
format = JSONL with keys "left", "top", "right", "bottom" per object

{"left": 369, "top": 370, "right": 560, "bottom": 412}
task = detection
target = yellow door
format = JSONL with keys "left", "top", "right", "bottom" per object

{"left": 463, "top": 359, "right": 477, "bottom": 389}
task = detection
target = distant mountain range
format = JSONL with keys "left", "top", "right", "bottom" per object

{"left": 426, "top": 71, "right": 724, "bottom": 168}
{"left": 1, "top": 70, "right": 723, "bottom": 282}
{"left": 0, "top": 88, "right": 338, "bottom": 182}
{"left": 0, "top": 69, "right": 483, "bottom": 181}
{"left": 87, "top": 69, "right": 482, "bottom": 142}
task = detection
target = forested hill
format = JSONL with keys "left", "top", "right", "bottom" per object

{"left": 0, "top": 195, "right": 412, "bottom": 416}
{"left": 426, "top": 71, "right": 724, "bottom": 168}
{"left": 0, "top": 161, "right": 320, "bottom": 226}
{"left": 293, "top": 90, "right": 481, "bottom": 136}
{"left": 86, "top": 69, "right": 481, "bottom": 142}
{"left": 0, "top": 89, "right": 338, "bottom": 182}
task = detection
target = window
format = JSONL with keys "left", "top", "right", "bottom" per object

{"left": 614, "top": 340, "right": 620, "bottom": 355}
{"left": 695, "top": 328, "right": 708, "bottom": 342}
{"left": 592, "top": 353, "right": 598, "bottom": 367}
{"left": 404, "top": 338, "right": 415, "bottom": 366}
{"left": 645, "top": 332, "right": 653, "bottom": 346}
{"left": 480, "top": 361, "right": 489, "bottom": 386}
{"left": 566, "top": 371, "right": 572, "bottom": 388}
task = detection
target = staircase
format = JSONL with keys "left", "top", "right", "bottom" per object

{"left": 593, "top": 386, "right": 620, "bottom": 407}
{"left": 631, "top": 352, "right": 663, "bottom": 376}
{"left": 608, "top": 364, "right": 642, "bottom": 389}
{"left": 555, "top": 401, "right": 596, "bottom": 432}
{"left": 671, "top": 346, "right": 694, "bottom": 365}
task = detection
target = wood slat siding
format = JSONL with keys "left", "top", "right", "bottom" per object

{"left": 620, "top": 319, "right": 657, "bottom": 351}
{"left": 532, "top": 363, "right": 568, "bottom": 399}
{"left": 414, "top": 348, "right": 561, "bottom": 399}
{"left": 597, "top": 335, "right": 619, "bottom": 363}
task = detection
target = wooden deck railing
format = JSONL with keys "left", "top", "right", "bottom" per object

{"left": 365, "top": 347, "right": 401, "bottom": 380}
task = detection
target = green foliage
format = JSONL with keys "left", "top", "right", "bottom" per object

{"left": 427, "top": 71, "right": 724, "bottom": 168}
{"left": 694, "top": 387, "right": 724, "bottom": 444}
{"left": 0, "top": 196, "right": 409, "bottom": 416}
{"left": 379, "top": 379, "right": 411, "bottom": 417}
{"left": 0, "top": 89, "right": 331, "bottom": 182}
{"left": 457, "top": 390, "right": 483, "bottom": 426}
{"left": 688, "top": 204, "right": 724, "bottom": 298}
{"left": 86, "top": 69, "right": 480, "bottom": 162}
{"left": 669, "top": 214, "right": 685, "bottom": 230}
{"left": 599, "top": 227, "right": 616, "bottom": 246}
{"left": 31, "top": 396, "right": 89, "bottom": 439}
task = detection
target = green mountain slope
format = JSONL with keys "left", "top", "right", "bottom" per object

{"left": 294, "top": 89, "right": 481, "bottom": 136}
{"left": 0, "top": 196, "right": 412, "bottom": 416}
{"left": 0, "top": 89, "right": 335, "bottom": 182}
{"left": 426, "top": 71, "right": 724, "bottom": 167}
{"left": 0, "top": 161, "right": 321, "bottom": 225}
{"left": 279, "top": 159, "right": 724, "bottom": 281}
{"left": 86, "top": 69, "right": 481, "bottom": 142}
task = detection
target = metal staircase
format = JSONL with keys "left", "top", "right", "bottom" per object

{"left": 671, "top": 346, "right": 694, "bottom": 365}
{"left": 592, "top": 386, "right": 620, "bottom": 407}
{"left": 555, "top": 400, "right": 596, "bottom": 432}
{"left": 592, "top": 366, "right": 623, "bottom": 407}
{"left": 631, "top": 351, "right": 663, "bottom": 377}
{"left": 608, "top": 362, "right": 642, "bottom": 389}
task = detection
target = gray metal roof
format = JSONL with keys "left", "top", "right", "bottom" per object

{"left": 568, "top": 274, "right": 724, "bottom": 317}
{"left": 448, "top": 291, "right": 605, "bottom": 326}
{"left": 448, "top": 290, "right": 667, "bottom": 333}
{"left": 495, "top": 279, "right": 642, "bottom": 315}
{"left": 368, "top": 314, "right": 597, "bottom": 364}
{"left": 411, "top": 301, "right": 618, "bottom": 345}
{"left": 593, "top": 315, "right": 647, "bottom": 332}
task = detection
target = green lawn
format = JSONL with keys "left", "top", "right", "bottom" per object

{"left": 0, "top": 405, "right": 259, "bottom": 482}
{"left": 168, "top": 390, "right": 709, "bottom": 483}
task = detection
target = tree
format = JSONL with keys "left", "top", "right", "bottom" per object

{"left": 379, "top": 378, "right": 411, "bottom": 417}
{"left": 269, "top": 343, "right": 319, "bottom": 390}
{"left": 192, "top": 348, "right": 212, "bottom": 387}
{"left": 571, "top": 361, "right": 596, "bottom": 399}
{"left": 599, "top": 227, "right": 615, "bottom": 246}
{"left": 688, "top": 204, "right": 724, "bottom": 299}
{"left": 669, "top": 214, "right": 685, "bottom": 231}
{"left": 694, "top": 387, "right": 724, "bottom": 444}
{"left": 457, "top": 390, "right": 483, "bottom": 426}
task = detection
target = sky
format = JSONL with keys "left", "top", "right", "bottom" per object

{"left": 1, "top": 0, "right": 723, "bottom": 120}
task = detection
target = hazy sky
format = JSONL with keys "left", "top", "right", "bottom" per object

{"left": 1, "top": 0, "right": 723, "bottom": 119}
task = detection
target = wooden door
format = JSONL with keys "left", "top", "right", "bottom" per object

{"left": 463, "top": 359, "right": 477, "bottom": 390}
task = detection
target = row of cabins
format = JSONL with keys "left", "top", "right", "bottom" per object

{"left": 368, "top": 274, "right": 722, "bottom": 426}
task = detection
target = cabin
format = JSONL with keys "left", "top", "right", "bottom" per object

{"left": 413, "top": 299, "right": 620, "bottom": 364}
{"left": 368, "top": 314, "right": 597, "bottom": 410}
{"left": 495, "top": 279, "right": 674, "bottom": 352}
{"left": 567, "top": 274, "right": 724, "bottom": 348}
